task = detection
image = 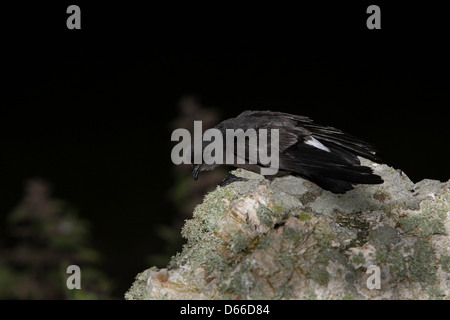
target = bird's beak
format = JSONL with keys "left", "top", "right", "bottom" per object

{"left": 192, "top": 165, "right": 201, "bottom": 181}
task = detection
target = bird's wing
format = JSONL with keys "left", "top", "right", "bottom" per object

{"left": 237, "top": 110, "right": 379, "bottom": 159}
{"left": 274, "top": 117, "right": 382, "bottom": 193}
{"left": 233, "top": 111, "right": 383, "bottom": 193}
{"left": 217, "top": 111, "right": 311, "bottom": 166}
{"left": 301, "top": 123, "right": 381, "bottom": 162}
{"left": 249, "top": 111, "right": 380, "bottom": 162}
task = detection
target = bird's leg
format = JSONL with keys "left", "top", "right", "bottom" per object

{"left": 219, "top": 172, "right": 248, "bottom": 187}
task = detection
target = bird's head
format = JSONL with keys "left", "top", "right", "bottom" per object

{"left": 192, "top": 164, "right": 202, "bottom": 181}
{"left": 192, "top": 163, "right": 220, "bottom": 180}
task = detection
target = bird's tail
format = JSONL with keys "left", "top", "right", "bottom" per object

{"left": 300, "top": 164, "right": 383, "bottom": 194}
{"left": 284, "top": 134, "right": 383, "bottom": 193}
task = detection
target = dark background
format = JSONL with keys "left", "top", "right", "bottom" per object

{"left": 1, "top": 3, "right": 449, "bottom": 298}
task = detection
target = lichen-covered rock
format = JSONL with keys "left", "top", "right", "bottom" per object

{"left": 125, "top": 160, "right": 450, "bottom": 300}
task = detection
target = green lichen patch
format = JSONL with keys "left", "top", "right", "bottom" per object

{"left": 297, "top": 213, "right": 312, "bottom": 221}
{"left": 282, "top": 227, "right": 304, "bottom": 244}
{"left": 256, "top": 205, "right": 276, "bottom": 228}
{"left": 315, "top": 251, "right": 331, "bottom": 267}
{"left": 170, "top": 186, "right": 237, "bottom": 273}
{"left": 275, "top": 252, "right": 296, "bottom": 271}
{"left": 172, "top": 223, "right": 227, "bottom": 272}
{"left": 229, "top": 233, "right": 248, "bottom": 254}
{"left": 410, "top": 239, "right": 437, "bottom": 285}
{"left": 400, "top": 200, "right": 447, "bottom": 237}
{"left": 257, "top": 235, "right": 271, "bottom": 250}
{"left": 270, "top": 204, "right": 285, "bottom": 216}
{"left": 255, "top": 201, "right": 288, "bottom": 228}
{"left": 183, "top": 240, "right": 227, "bottom": 273}
{"left": 177, "top": 215, "right": 227, "bottom": 273}
{"left": 313, "top": 221, "right": 335, "bottom": 248}
{"left": 303, "top": 288, "right": 317, "bottom": 300}
{"left": 384, "top": 240, "right": 439, "bottom": 285}
{"left": 271, "top": 191, "right": 303, "bottom": 212}
{"left": 308, "top": 266, "right": 330, "bottom": 286}
{"left": 125, "top": 268, "right": 156, "bottom": 300}
{"left": 342, "top": 293, "right": 355, "bottom": 300}
{"left": 227, "top": 270, "right": 255, "bottom": 297}
{"left": 375, "top": 245, "right": 389, "bottom": 264}
{"left": 218, "top": 260, "right": 267, "bottom": 299}
{"left": 440, "top": 255, "right": 450, "bottom": 273}
{"left": 273, "top": 281, "right": 294, "bottom": 299}
{"left": 352, "top": 252, "right": 366, "bottom": 265}
{"left": 182, "top": 187, "right": 234, "bottom": 240}
{"left": 368, "top": 227, "right": 400, "bottom": 266}
{"left": 387, "top": 246, "right": 408, "bottom": 279}
{"left": 427, "top": 287, "right": 445, "bottom": 300}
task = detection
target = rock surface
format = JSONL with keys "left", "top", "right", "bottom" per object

{"left": 126, "top": 160, "right": 450, "bottom": 300}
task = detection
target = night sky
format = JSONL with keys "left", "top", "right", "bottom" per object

{"left": 2, "top": 3, "right": 449, "bottom": 297}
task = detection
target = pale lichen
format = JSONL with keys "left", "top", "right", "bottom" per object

{"left": 400, "top": 200, "right": 447, "bottom": 237}
{"left": 126, "top": 163, "right": 450, "bottom": 300}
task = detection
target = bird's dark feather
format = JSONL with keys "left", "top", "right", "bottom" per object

{"left": 198, "top": 110, "right": 383, "bottom": 194}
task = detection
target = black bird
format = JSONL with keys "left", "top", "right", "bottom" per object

{"left": 192, "top": 110, "right": 383, "bottom": 194}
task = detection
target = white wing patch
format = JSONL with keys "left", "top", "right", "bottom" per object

{"left": 305, "top": 136, "right": 331, "bottom": 152}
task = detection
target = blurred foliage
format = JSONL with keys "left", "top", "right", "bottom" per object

{"left": 147, "top": 95, "right": 226, "bottom": 267}
{"left": 0, "top": 179, "right": 113, "bottom": 299}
